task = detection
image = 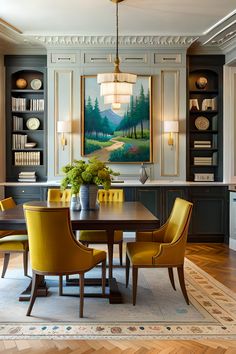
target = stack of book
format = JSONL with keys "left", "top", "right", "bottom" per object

{"left": 194, "top": 140, "right": 211, "bottom": 148}
{"left": 12, "top": 134, "right": 27, "bottom": 149}
{"left": 18, "top": 171, "right": 36, "bottom": 182}
{"left": 194, "top": 157, "right": 212, "bottom": 165}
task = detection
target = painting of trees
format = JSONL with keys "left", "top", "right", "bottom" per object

{"left": 81, "top": 76, "right": 152, "bottom": 163}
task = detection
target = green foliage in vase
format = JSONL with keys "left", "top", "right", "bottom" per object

{"left": 61, "top": 157, "right": 119, "bottom": 194}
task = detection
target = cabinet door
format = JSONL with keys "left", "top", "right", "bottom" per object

{"left": 162, "top": 187, "right": 188, "bottom": 222}
{"left": 189, "top": 187, "right": 229, "bottom": 242}
{"left": 136, "top": 188, "right": 162, "bottom": 221}
{"left": 5, "top": 186, "right": 43, "bottom": 204}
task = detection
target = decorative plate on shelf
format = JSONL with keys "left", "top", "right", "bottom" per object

{"left": 25, "top": 142, "right": 37, "bottom": 148}
{"left": 16, "top": 78, "right": 27, "bottom": 89}
{"left": 30, "top": 79, "right": 42, "bottom": 90}
{"left": 195, "top": 116, "right": 210, "bottom": 130}
{"left": 195, "top": 76, "right": 208, "bottom": 89}
{"left": 26, "top": 117, "right": 40, "bottom": 130}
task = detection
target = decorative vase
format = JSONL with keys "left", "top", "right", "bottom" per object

{"left": 70, "top": 194, "right": 81, "bottom": 211}
{"left": 139, "top": 163, "right": 148, "bottom": 184}
{"left": 79, "top": 184, "right": 99, "bottom": 210}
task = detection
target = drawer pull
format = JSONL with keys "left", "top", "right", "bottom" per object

{"left": 22, "top": 190, "right": 25, "bottom": 193}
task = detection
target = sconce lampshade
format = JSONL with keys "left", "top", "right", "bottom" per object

{"left": 164, "top": 121, "right": 179, "bottom": 133}
{"left": 57, "top": 120, "right": 72, "bottom": 133}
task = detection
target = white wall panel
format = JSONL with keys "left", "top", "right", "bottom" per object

{"left": 47, "top": 48, "right": 187, "bottom": 181}
{"left": 160, "top": 70, "right": 179, "bottom": 176}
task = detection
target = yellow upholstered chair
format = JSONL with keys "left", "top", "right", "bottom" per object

{"left": 79, "top": 189, "right": 124, "bottom": 265}
{"left": 23, "top": 204, "right": 106, "bottom": 318}
{"left": 47, "top": 188, "right": 71, "bottom": 202}
{"left": 126, "top": 198, "right": 193, "bottom": 306}
{"left": 0, "top": 197, "right": 28, "bottom": 278}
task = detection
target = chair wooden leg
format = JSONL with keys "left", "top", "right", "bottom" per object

{"left": 1, "top": 253, "right": 10, "bottom": 278}
{"left": 126, "top": 254, "right": 130, "bottom": 287}
{"left": 168, "top": 267, "right": 176, "bottom": 291}
{"left": 59, "top": 275, "right": 63, "bottom": 296}
{"left": 177, "top": 265, "right": 189, "bottom": 305}
{"left": 26, "top": 272, "right": 40, "bottom": 316}
{"left": 79, "top": 273, "right": 84, "bottom": 318}
{"left": 132, "top": 266, "right": 138, "bottom": 306}
{"left": 101, "top": 259, "right": 106, "bottom": 295}
{"left": 119, "top": 241, "right": 123, "bottom": 266}
{"left": 23, "top": 251, "right": 28, "bottom": 277}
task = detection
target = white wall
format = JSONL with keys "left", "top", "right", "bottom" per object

{"left": 47, "top": 48, "right": 187, "bottom": 181}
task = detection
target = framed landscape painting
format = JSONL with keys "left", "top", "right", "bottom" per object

{"left": 81, "top": 75, "right": 152, "bottom": 163}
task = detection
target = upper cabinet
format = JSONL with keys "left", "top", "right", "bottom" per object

{"left": 186, "top": 55, "right": 225, "bottom": 182}
{"left": 4, "top": 55, "right": 47, "bottom": 182}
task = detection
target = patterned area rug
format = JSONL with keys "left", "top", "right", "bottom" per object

{"left": 0, "top": 259, "right": 236, "bottom": 339}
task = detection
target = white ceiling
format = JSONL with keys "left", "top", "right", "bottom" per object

{"left": 1, "top": 0, "right": 236, "bottom": 37}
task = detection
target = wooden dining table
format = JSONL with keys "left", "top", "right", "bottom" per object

{"left": 0, "top": 201, "right": 160, "bottom": 303}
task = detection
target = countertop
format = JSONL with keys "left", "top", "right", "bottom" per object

{"left": 0, "top": 180, "right": 233, "bottom": 187}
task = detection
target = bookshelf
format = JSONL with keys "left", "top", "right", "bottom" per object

{"left": 5, "top": 55, "right": 47, "bottom": 182}
{"left": 187, "top": 55, "right": 225, "bottom": 182}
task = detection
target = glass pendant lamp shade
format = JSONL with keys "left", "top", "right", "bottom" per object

{"left": 97, "top": 72, "right": 137, "bottom": 85}
{"left": 100, "top": 81, "right": 133, "bottom": 96}
{"left": 104, "top": 94, "right": 131, "bottom": 104}
{"left": 97, "top": 0, "right": 137, "bottom": 108}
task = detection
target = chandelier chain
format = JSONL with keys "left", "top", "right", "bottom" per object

{"left": 116, "top": 1, "right": 119, "bottom": 61}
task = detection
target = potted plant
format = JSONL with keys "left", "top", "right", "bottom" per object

{"left": 61, "top": 157, "right": 119, "bottom": 210}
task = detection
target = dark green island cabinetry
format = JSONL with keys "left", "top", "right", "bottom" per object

{"left": 4, "top": 183, "right": 228, "bottom": 244}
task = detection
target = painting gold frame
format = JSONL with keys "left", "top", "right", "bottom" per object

{"left": 81, "top": 75, "right": 153, "bottom": 163}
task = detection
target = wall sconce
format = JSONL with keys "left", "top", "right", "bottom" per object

{"left": 57, "top": 120, "right": 72, "bottom": 150}
{"left": 164, "top": 121, "right": 179, "bottom": 146}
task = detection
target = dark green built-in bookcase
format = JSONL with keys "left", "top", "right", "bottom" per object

{"left": 187, "top": 55, "right": 225, "bottom": 182}
{"left": 5, "top": 55, "right": 47, "bottom": 182}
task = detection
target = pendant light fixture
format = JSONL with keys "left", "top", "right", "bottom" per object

{"left": 97, "top": 0, "right": 137, "bottom": 110}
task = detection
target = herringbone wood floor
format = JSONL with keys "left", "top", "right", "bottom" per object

{"left": 1, "top": 243, "right": 236, "bottom": 353}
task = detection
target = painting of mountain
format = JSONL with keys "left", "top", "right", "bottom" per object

{"left": 81, "top": 75, "right": 152, "bottom": 163}
{"left": 100, "top": 109, "right": 122, "bottom": 131}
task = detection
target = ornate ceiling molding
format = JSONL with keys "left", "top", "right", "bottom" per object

{"left": 196, "top": 13, "right": 236, "bottom": 53}
{"left": 31, "top": 35, "right": 197, "bottom": 48}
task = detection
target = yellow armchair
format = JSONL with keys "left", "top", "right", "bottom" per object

{"left": 47, "top": 188, "right": 71, "bottom": 202}
{"left": 126, "top": 198, "right": 193, "bottom": 305}
{"left": 0, "top": 197, "right": 28, "bottom": 278}
{"left": 23, "top": 204, "right": 106, "bottom": 318}
{"left": 79, "top": 189, "right": 124, "bottom": 265}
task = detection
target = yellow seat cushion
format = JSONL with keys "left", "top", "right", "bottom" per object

{"left": 126, "top": 242, "right": 161, "bottom": 265}
{"left": 0, "top": 235, "right": 28, "bottom": 251}
{"left": 92, "top": 249, "right": 107, "bottom": 266}
{"left": 80, "top": 230, "right": 122, "bottom": 243}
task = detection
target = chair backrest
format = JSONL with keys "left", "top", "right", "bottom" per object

{"left": 47, "top": 188, "right": 71, "bottom": 202}
{"left": 0, "top": 197, "right": 16, "bottom": 211}
{"left": 163, "top": 198, "right": 193, "bottom": 244}
{"left": 23, "top": 205, "right": 93, "bottom": 273}
{"left": 98, "top": 189, "right": 124, "bottom": 202}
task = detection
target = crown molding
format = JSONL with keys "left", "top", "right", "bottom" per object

{"left": 0, "top": 18, "right": 22, "bottom": 34}
{"left": 196, "top": 13, "right": 236, "bottom": 54}
{"left": 29, "top": 35, "right": 197, "bottom": 49}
